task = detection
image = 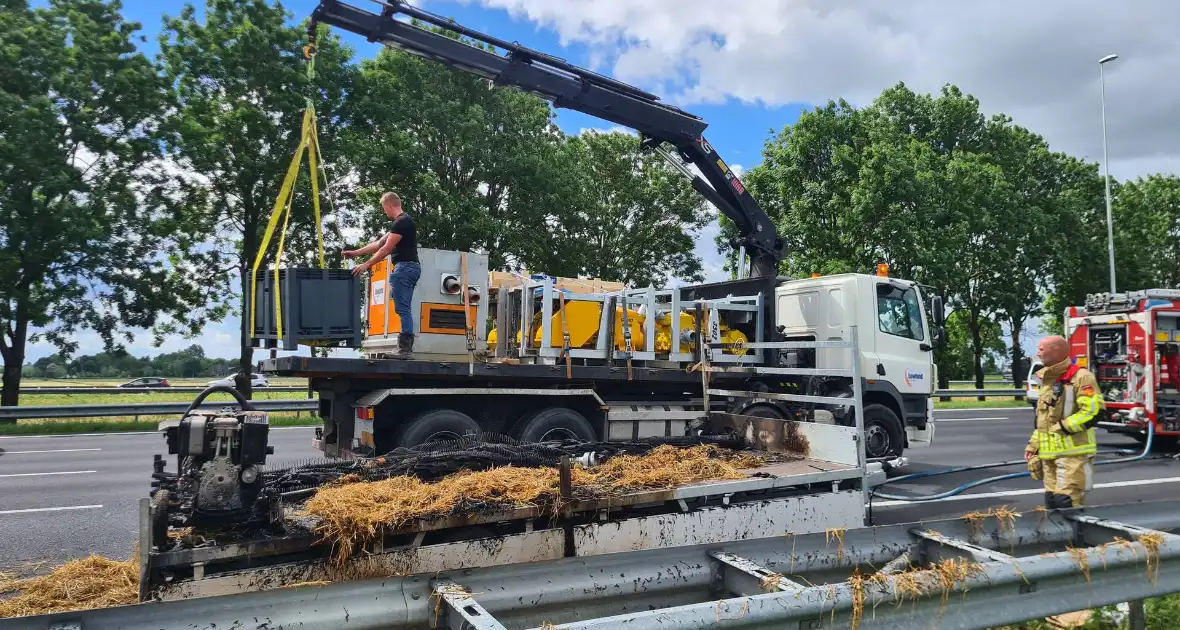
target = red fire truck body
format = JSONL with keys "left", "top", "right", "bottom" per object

{"left": 1065, "top": 289, "right": 1180, "bottom": 442}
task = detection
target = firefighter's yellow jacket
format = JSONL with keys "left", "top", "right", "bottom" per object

{"left": 1026, "top": 358, "right": 1103, "bottom": 460}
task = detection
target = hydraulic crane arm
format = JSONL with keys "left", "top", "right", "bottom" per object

{"left": 310, "top": 0, "right": 784, "bottom": 278}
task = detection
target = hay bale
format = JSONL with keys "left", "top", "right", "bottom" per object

{"left": 0, "top": 555, "right": 138, "bottom": 619}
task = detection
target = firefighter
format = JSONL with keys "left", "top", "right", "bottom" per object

{"left": 1024, "top": 335, "right": 1104, "bottom": 509}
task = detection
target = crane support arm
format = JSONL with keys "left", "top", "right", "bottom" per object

{"left": 311, "top": 0, "right": 784, "bottom": 278}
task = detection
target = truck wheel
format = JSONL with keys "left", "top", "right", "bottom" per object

{"left": 515, "top": 407, "right": 596, "bottom": 443}
{"left": 398, "top": 409, "right": 481, "bottom": 447}
{"left": 862, "top": 404, "right": 904, "bottom": 459}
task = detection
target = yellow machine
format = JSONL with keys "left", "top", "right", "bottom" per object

{"left": 489, "top": 304, "right": 749, "bottom": 356}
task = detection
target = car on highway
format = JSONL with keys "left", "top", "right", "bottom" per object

{"left": 206, "top": 373, "right": 269, "bottom": 388}
{"left": 1025, "top": 359, "right": 1043, "bottom": 407}
{"left": 118, "top": 377, "right": 171, "bottom": 388}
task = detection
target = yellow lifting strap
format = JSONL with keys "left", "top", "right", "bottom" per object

{"left": 248, "top": 45, "right": 328, "bottom": 344}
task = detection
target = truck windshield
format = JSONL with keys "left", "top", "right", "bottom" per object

{"left": 877, "top": 284, "right": 925, "bottom": 342}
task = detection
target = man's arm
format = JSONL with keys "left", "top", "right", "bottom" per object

{"left": 345, "top": 236, "right": 387, "bottom": 258}
{"left": 351, "top": 233, "right": 401, "bottom": 276}
{"left": 372, "top": 232, "right": 400, "bottom": 261}
{"left": 1062, "top": 371, "right": 1104, "bottom": 433}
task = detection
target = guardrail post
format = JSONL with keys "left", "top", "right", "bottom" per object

{"left": 1129, "top": 599, "right": 1146, "bottom": 630}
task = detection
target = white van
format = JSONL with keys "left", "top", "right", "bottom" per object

{"left": 1025, "top": 359, "right": 1043, "bottom": 407}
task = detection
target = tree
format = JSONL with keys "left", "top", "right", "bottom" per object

{"left": 159, "top": 0, "right": 356, "bottom": 398}
{"left": 535, "top": 131, "right": 709, "bottom": 286}
{"left": 341, "top": 33, "right": 707, "bottom": 286}
{"left": 0, "top": 0, "right": 218, "bottom": 408}
{"left": 936, "top": 310, "right": 1005, "bottom": 381}
{"left": 339, "top": 29, "right": 565, "bottom": 271}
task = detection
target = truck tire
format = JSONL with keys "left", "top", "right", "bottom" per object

{"left": 514, "top": 407, "right": 596, "bottom": 443}
{"left": 862, "top": 403, "right": 904, "bottom": 459}
{"left": 398, "top": 409, "right": 481, "bottom": 447}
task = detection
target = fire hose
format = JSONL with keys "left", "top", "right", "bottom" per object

{"left": 870, "top": 421, "right": 1159, "bottom": 502}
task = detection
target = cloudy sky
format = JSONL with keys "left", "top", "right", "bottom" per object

{"left": 25, "top": 0, "right": 1180, "bottom": 363}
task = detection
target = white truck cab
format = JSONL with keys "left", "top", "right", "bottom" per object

{"left": 773, "top": 271, "right": 941, "bottom": 457}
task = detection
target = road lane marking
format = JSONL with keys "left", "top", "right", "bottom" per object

{"left": 0, "top": 504, "right": 103, "bottom": 515}
{"left": 935, "top": 417, "right": 1012, "bottom": 423}
{"left": 873, "top": 476, "right": 1180, "bottom": 507}
{"left": 0, "top": 470, "right": 96, "bottom": 478}
{"left": 937, "top": 407, "right": 1030, "bottom": 412}
{"left": 0, "top": 448, "right": 102, "bottom": 455}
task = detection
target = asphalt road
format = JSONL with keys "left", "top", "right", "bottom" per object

{"left": 0, "top": 407, "right": 1176, "bottom": 570}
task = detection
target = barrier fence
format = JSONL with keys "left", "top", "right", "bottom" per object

{"left": 0, "top": 391, "right": 1028, "bottom": 423}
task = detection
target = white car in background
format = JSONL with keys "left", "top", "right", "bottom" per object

{"left": 1025, "top": 360, "right": 1043, "bottom": 407}
{"left": 206, "top": 373, "right": 269, "bottom": 388}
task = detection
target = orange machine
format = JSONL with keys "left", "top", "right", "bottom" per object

{"left": 364, "top": 248, "right": 488, "bottom": 358}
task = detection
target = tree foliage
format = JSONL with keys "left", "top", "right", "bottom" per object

{"left": 746, "top": 82, "right": 1115, "bottom": 386}
{"left": 24, "top": 344, "right": 238, "bottom": 380}
{"left": 340, "top": 32, "right": 708, "bottom": 286}
{"left": 0, "top": 0, "right": 219, "bottom": 406}
{"left": 158, "top": 0, "right": 356, "bottom": 397}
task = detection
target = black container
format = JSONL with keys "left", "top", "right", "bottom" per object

{"left": 252, "top": 267, "right": 363, "bottom": 351}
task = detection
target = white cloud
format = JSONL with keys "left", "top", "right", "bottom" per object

{"left": 578, "top": 125, "right": 637, "bottom": 136}
{"left": 451, "top": 0, "right": 1180, "bottom": 179}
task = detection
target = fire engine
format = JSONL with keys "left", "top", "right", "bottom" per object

{"left": 1065, "top": 289, "right": 1180, "bottom": 444}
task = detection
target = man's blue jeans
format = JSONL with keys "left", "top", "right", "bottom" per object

{"left": 390, "top": 261, "right": 421, "bottom": 335}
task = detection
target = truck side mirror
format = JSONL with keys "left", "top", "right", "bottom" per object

{"left": 929, "top": 296, "right": 947, "bottom": 348}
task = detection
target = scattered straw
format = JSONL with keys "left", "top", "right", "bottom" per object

{"left": 305, "top": 445, "right": 765, "bottom": 563}
{"left": 431, "top": 583, "right": 472, "bottom": 621}
{"left": 0, "top": 555, "right": 138, "bottom": 619}
{"left": 847, "top": 569, "right": 867, "bottom": 630}
{"left": 281, "top": 580, "right": 331, "bottom": 589}
{"left": 961, "top": 506, "right": 1020, "bottom": 539}
{"left": 825, "top": 528, "right": 847, "bottom": 563}
{"left": 1065, "top": 547, "right": 1092, "bottom": 585}
{"left": 1139, "top": 533, "right": 1163, "bottom": 584}
{"left": 760, "top": 573, "right": 785, "bottom": 591}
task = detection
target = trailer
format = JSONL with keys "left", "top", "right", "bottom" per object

{"left": 1066, "top": 288, "right": 1180, "bottom": 444}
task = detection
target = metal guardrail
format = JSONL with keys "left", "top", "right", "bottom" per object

{"left": 20, "top": 386, "right": 306, "bottom": 395}
{"left": 936, "top": 388, "right": 1027, "bottom": 398}
{"left": 9, "top": 500, "right": 1178, "bottom": 630}
{"left": 0, "top": 399, "right": 319, "bottom": 421}
{"left": 1, "top": 391, "right": 1027, "bottom": 423}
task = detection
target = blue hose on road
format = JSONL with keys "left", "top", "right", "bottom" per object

{"left": 870, "top": 422, "right": 1157, "bottom": 502}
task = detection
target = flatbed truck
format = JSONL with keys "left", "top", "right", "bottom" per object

{"left": 259, "top": 0, "right": 945, "bottom": 462}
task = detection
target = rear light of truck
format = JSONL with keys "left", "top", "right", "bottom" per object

{"left": 356, "top": 407, "right": 374, "bottom": 420}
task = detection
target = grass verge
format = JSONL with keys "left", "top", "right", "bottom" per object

{"left": 992, "top": 593, "right": 1180, "bottom": 629}
{"left": 0, "top": 414, "right": 320, "bottom": 436}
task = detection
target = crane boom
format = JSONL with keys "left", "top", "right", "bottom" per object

{"left": 311, "top": 0, "right": 784, "bottom": 278}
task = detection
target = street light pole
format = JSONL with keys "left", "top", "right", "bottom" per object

{"left": 1099, "top": 53, "right": 1119, "bottom": 293}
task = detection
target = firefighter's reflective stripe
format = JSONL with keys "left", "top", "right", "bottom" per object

{"left": 1031, "top": 427, "right": 1097, "bottom": 459}
{"left": 1062, "top": 391, "right": 1102, "bottom": 433}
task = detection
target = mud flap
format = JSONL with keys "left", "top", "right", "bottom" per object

{"left": 906, "top": 422, "right": 934, "bottom": 448}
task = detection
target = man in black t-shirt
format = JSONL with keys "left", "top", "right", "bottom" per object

{"left": 345, "top": 191, "right": 421, "bottom": 358}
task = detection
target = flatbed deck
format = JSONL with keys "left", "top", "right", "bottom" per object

{"left": 261, "top": 355, "right": 755, "bottom": 385}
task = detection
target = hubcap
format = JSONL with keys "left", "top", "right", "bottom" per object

{"left": 538, "top": 427, "right": 579, "bottom": 442}
{"left": 865, "top": 424, "right": 890, "bottom": 458}
{"left": 425, "top": 430, "right": 467, "bottom": 443}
